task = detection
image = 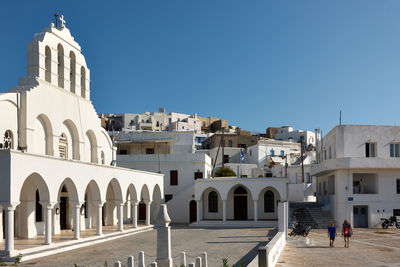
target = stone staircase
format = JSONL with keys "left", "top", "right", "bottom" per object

{"left": 290, "top": 202, "right": 334, "bottom": 229}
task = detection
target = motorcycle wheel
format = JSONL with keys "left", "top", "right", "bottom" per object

{"left": 396, "top": 223, "right": 400, "bottom": 229}
{"left": 382, "top": 222, "right": 389, "bottom": 229}
{"left": 302, "top": 232, "right": 308, "bottom": 237}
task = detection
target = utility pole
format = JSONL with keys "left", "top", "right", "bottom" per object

{"left": 300, "top": 139, "right": 305, "bottom": 183}
{"left": 222, "top": 127, "right": 225, "bottom": 168}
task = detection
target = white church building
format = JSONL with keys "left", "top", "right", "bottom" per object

{"left": 0, "top": 18, "right": 163, "bottom": 256}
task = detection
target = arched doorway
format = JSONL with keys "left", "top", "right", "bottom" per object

{"left": 234, "top": 186, "right": 248, "bottom": 220}
{"left": 189, "top": 200, "right": 197, "bottom": 222}
{"left": 59, "top": 185, "right": 69, "bottom": 229}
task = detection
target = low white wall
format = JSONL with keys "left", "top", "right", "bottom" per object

{"left": 258, "top": 232, "right": 286, "bottom": 267}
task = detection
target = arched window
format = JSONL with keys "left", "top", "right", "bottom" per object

{"left": 35, "top": 190, "right": 43, "bottom": 222}
{"left": 45, "top": 46, "right": 51, "bottom": 83}
{"left": 3, "top": 130, "right": 13, "bottom": 149}
{"left": 208, "top": 191, "right": 218, "bottom": 213}
{"left": 101, "top": 151, "right": 105, "bottom": 164}
{"left": 69, "top": 51, "right": 76, "bottom": 93}
{"left": 59, "top": 133, "right": 68, "bottom": 158}
{"left": 81, "top": 66, "right": 86, "bottom": 98}
{"left": 57, "top": 44, "right": 64, "bottom": 88}
{"left": 264, "top": 190, "right": 274, "bottom": 213}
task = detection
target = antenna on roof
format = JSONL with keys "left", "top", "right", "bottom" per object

{"left": 339, "top": 110, "right": 342, "bottom": 126}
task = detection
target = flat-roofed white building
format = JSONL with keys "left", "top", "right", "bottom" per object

{"left": 0, "top": 19, "right": 163, "bottom": 256}
{"left": 312, "top": 125, "right": 400, "bottom": 228}
{"left": 115, "top": 131, "right": 212, "bottom": 223}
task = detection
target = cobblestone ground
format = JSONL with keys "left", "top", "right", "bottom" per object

{"left": 21, "top": 225, "right": 274, "bottom": 267}
{"left": 277, "top": 228, "right": 400, "bottom": 267}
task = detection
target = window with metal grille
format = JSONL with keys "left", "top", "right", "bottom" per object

{"left": 264, "top": 190, "right": 274, "bottom": 213}
{"left": 208, "top": 191, "right": 218, "bottom": 213}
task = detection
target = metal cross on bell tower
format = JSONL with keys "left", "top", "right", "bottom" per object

{"left": 59, "top": 15, "right": 66, "bottom": 27}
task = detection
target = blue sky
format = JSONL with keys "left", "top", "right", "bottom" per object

{"left": 1, "top": 1, "right": 400, "bottom": 135}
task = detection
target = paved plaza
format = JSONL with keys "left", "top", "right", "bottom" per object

{"left": 277, "top": 228, "right": 400, "bottom": 267}
{"left": 19, "top": 225, "right": 274, "bottom": 267}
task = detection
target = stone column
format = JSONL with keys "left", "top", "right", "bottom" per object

{"left": 74, "top": 204, "right": 81, "bottom": 240}
{"left": 97, "top": 203, "right": 103, "bottom": 236}
{"left": 4, "top": 204, "right": 17, "bottom": 254}
{"left": 42, "top": 203, "right": 54, "bottom": 244}
{"left": 201, "top": 251, "right": 208, "bottom": 267}
{"left": 253, "top": 200, "right": 258, "bottom": 222}
{"left": 146, "top": 201, "right": 151, "bottom": 226}
{"left": 180, "top": 251, "right": 186, "bottom": 267}
{"left": 278, "top": 201, "right": 288, "bottom": 237}
{"left": 132, "top": 201, "right": 138, "bottom": 228}
{"left": 222, "top": 200, "right": 227, "bottom": 222}
{"left": 196, "top": 200, "right": 201, "bottom": 222}
{"left": 156, "top": 204, "right": 172, "bottom": 267}
{"left": 117, "top": 202, "right": 124, "bottom": 231}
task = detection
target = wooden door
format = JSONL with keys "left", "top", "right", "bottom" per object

{"left": 234, "top": 196, "right": 247, "bottom": 220}
{"left": 190, "top": 201, "right": 197, "bottom": 222}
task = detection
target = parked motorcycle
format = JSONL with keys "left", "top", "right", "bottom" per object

{"left": 289, "top": 223, "right": 312, "bottom": 237}
{"left": 381, "top": 216, "right": 400, "bottom": 229}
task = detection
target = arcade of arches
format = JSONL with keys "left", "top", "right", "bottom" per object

{"left": 0, "top": 173, "right": 162, "bottom": 254}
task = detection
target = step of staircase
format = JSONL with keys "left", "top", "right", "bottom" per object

{"left": 290, "top": 202, "right": 334, "bottom": 229}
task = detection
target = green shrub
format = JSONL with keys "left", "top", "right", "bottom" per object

{"left": 215, "top": 167, "right": 236, "bottom": 177}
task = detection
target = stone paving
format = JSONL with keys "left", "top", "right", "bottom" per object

{"left": 277, "top": 228, "right": 400, "bottom": 267}
{"left": 19, "top": 225, "right": 274, "bottom": 267}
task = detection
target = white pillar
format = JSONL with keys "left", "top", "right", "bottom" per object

{"left": 156, "top": 204, "right": 172, "bottom": 267}
{"left": 117, "top": 202, "right": 124, "bottom": 231}
{"left": 74, "top": 204, "right": 81, "bottom": 240}
{"left": 253, "top": 200, "right": 258, "bottom": 222}
{"left": 97, "top": 203, "right": 103, "bottom": 236}
{"left": 4, "top": 204, "right": 16, "bottom": 254}
{"left": 132, "top": 201, "right": 138, "bottom": 228}
{"left": 127, "top": 256, "right": 134, "bottom": 267}
{"left": 196, "top": 200, "right": 201, "bottom": 222}
{"left": 0, "top": 206, "right": 3, "bottom": 241}
{"left": 138, "top": 251, "right": 145, "bottom": 267}
{"left": 44, "top": 204, "right": 53, "bottom": 244}
{"left": 222, "top": 200, "right": 227, "bottom": 222}
{"left": 180, "top": 251, "right": 187, "bottom": 267}
{"left": 201, "top": 252, "right": 208, "bottom": 267}
{"left": 146, "top": 202, "right": 151, "bottom": 226}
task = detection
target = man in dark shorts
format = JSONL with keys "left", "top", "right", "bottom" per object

{"left": 327, "top": 222, "right": 336, "bottom": 247}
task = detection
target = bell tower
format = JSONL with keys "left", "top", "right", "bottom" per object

{"left": 18, "top": 15, "right": 91, "bottom": 100}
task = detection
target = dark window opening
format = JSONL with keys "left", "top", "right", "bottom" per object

{"left": 35, "top": 190, "right": 43, "bottom": 222}
{"left": 194, "top": 172, "right": 203, "bottom": 180}
{"left": 264, "top": 190, "right": 274, "bottom": 213}
{"left": 146, "top": 148, "right": 155, "bottom": 154}
{"left": 208, "top": 191, "right": 218, "bottom": 213}
{"left": 170, "top": 170, "right": 178, "bottom": 186}
{"left": 223, "top": 155, "right": 229, "bottom": 164}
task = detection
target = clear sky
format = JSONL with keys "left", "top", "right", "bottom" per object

{"left": 1, "top": 1, "right": 400, "bottom": 135}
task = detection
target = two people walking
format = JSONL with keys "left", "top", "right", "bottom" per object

{"left": 327, "top": 219, "right": 353, "bottom": 248}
